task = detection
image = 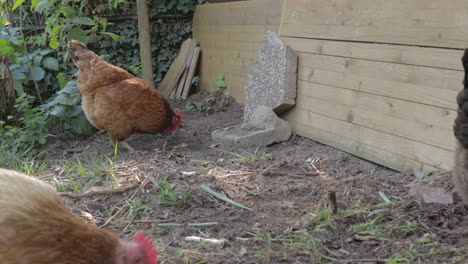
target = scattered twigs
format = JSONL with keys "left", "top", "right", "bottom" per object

{"left": 258, "top": 164, "right": 277, "bottom": 176}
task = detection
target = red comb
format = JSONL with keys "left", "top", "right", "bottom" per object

{"left": 176, "top": 111, "right": 183, "bottom": 120}
{"left": 134, "top": 231, "right": 158, "bottom": 264}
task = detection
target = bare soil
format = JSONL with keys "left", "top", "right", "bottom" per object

{"left": 41, "top": 92, "right": 468, "bottom": 264}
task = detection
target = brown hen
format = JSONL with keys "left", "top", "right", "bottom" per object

{"left": 66, "top": 40, "right": 182, "bottom": 152}
{"left": 0, "top": 168, "right": 158, "bottom": 264}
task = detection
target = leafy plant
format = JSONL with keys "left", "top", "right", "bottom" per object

{"left": 215, "top": 72, "right": 227, "bottom": 89}
{"left": 191, "top": 75, "right": 200, "bottom": 87}
{"left": 0, "top": 93, "right": 48, "bottom": 160}
{"left": 10, "top": 48, "right": 58, "bottom": 94}
{"left": 41, "top": 80, "right": 93, "bottom": 136}
{"left": 155, "top": 178, "right": 192, "bottom": 207}
{"left": 0, "top": 26, "right": 22, "bottom": 63}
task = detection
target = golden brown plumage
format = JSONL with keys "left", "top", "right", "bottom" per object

{"left": 66, "top": 40, "right": 182, "bottom": 152}
{"left": 453, "top": 49, "right": 468, "bottom": 205}
{"left": 0, "top": 168, "right": 158, "bottom": 264}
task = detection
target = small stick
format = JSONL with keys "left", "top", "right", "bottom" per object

{"left": 200, "top": 184, "right": 253, "bottom": 211}
{"left": 60, "top": 182, "right": 140, "bottom": 199}
{"left": 323, "top": 246, "right": 342, "bottom": 258}
{"left": 336, "top": 259, "right": 390, "bottom": 263}
{"left": 119, "top": 212, "right": 137, "bottom": 236}
{"left": 124, "top": 219, "right": 172, "bottom": 223}
{"left": 185, "top": 236, "right": 226, "bottom": 246}
{"left": 157, "top": 222, "right": 219, "bottom": 227}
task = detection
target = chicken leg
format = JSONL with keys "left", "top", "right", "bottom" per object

{"left": 108, "top": 134, "right": 136, "bottom": 153}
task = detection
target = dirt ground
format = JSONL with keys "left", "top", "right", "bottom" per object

{"left": 41, "top": 92, "right": 468, "bottom": 264}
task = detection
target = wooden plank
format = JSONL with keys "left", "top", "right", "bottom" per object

{"left": 295, "top": 82, "right": 456, "bottom": 150}
{"left": 176, "top": 39, "right": 198, "bottom": 98}
{"left": 297, "top": 53, "right": 462, "bottom": 110}
{"left": 182, "top": 47, "right": 201, "bottom": 99}
{"left": 159, "top": 58, "right": 186, "bottom": 98}
{"left": 282, "top": 37, "right": 464, "bottom": 71}
{"left": 297, "top": 81, "right": 456, "bottom": 130}
{"left": 287, "top": 117, "right": 439, "bottom": 174}
{"left": 284, "top": 109, "right": 453, "bottom": 173}
{"left": 280, "top": 0, "right": 468, "bottom": 49}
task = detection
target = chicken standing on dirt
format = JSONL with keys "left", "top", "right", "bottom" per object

{"left": 453, "top": 49, "right": 468, "bottom": 205}
{"left": 0, "top": 168, "right": 158, "bottom": 264}
{"left": 66, "top": 40, "right": 182, "bottom": 152}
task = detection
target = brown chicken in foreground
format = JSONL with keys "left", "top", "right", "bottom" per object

{"left": 66, "top": 40, "right": 182, "bottom": 152}
{"left": 0, "top": 168, "right": 158, "bottom": 264}
{"left": 453, "top": 49, "right": 468, "bottom": 205}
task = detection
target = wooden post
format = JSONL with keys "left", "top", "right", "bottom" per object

{"left": 136, "top": 0, "right": 153, "bottom": 84}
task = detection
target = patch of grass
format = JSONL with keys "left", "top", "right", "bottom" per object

{"left": 57, "top": 154, "right": 116, "bottom": 192}
{"left": 247, "top": 229, "right": 329, "bottom": 263}
{"left": 305, "top": 210, "right": 336, "bottom": 233}
{"left": 224, "top": 146, "right": 272, "bottom": 164}
{"left": 21, "top": 159, "right": 48, "bottom": 176}
{"left": 347, "top": 218, "right": 382, "bottom": 237}
{"left": 391, "top": 223, "right": 426, "bottom": 237}
{"left": 0, "top": 145, "right": 48, "bottom": 175}
{"left": 388, "top": 243, "right": 420, "bottom": 263}
{"left": 123, "top": 196, "right": 152, "bottom": 221}
{"left": 154, "top": 178, "right": 193, "bottom": 207}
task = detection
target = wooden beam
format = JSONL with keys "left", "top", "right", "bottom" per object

{"left": 136, "top": 0, "right": 153, "bottom": 84}
{"left": 280, "top": 0, "right": 468, "bottom": 49}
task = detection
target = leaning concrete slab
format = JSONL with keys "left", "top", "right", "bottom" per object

{"left": 243, "top": 31, "right": 298, "bottom": 122}
{"left": 212, "top": 106, "right": 292, "bottom": 146}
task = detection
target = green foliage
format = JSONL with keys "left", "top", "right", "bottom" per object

{"left": 10, "top": 48, "right": 57, "bottom": 93}
{"left": 0, "top": 93, "right": 48, "bottom": 160}
{"left": 0, "top": 27, "right": 22, "bottom": 63}
{"left": 31, "top": 0, "right": 118, "bottom": 48}
{"left": 151, "top": 0, "right": 197, "bottom": 14}
{"left": 41, "top": 80, "right": 94, "bottom": 136}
